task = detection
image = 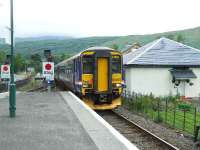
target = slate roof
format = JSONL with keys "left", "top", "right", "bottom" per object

{"left": 123, "top": 37, "right": 200, "bottom": 66}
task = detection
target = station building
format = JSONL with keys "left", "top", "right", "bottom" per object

{"left": 123, "top": 37, "right": 200, "bottom": 98}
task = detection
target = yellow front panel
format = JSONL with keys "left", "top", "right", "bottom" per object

{"left": 98, "top": 58, "right": 108, "bottom": 92}
{"left": 82, "top": 51, "right": 95, "bottom": 55}
{"left": 82, "top": 74, "right": 93, "bottom": 95}
{"left": 82, "top": 74, "right": 93, "bottom": 85}
{"left": 112, "top": 73, "right": 122, "bottom": 83}
{"left": 111, "top": 52, "right": 121, "bottom": 55}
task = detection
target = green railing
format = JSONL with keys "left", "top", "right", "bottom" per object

{"left": 122, "top": 91, "right": 200, "bottom": 138}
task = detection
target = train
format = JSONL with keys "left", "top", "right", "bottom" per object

{"left": 55, "top": 47, "right": 124, "bottom": 110}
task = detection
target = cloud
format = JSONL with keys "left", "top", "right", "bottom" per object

{"left": 0, "top": 0, "right": 200, "bottom": 37}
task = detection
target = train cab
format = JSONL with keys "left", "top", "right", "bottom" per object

{"left": 80, "top": 48, "right": 123, "bottom": 109}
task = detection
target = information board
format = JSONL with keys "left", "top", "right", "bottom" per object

{"left": 1, "top": 65, "right": 10, "bottom": 80}
{"left": 42, "top": 62, "right": 54, "bottom": 81}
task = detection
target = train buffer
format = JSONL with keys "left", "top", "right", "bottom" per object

{"left": 0, "top": 91, "right": 138, "bottom": 150}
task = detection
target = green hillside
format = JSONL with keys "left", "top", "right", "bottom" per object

{"left": 0, "top": 26, "right": 200, "bottom": 58}
{"left": 103, "top": 26, "right": 200, "bottom": 50}
{"left": 0, "top": 36, "right": 118, "bottom": 57}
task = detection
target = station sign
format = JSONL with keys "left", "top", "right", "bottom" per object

{"left": 1, "top": 65, "right": 10, "bottom": 80}
{"left": 42, "top": 62, "right": 54, "bottom": 81}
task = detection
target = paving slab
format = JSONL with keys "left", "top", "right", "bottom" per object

{"left": 0, "top": 92, "right": 98, "bottom": 150}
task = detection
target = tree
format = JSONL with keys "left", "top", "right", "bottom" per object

{"left": 166, "top": 34, "right": 175, "bottom": 40}
{"left": 176, "top": 34, "right": 185, "bottom": 43}
{"left": 0, "top": 51, "right": 6, "bottom": 64}
{"left": 14, "top": 53, "right": 26, "bottom": 73}
{"left": 156, "top": 36, "right": 162, "bottom": 39}
{"left": 111, "top": 43, "right": 119, "bottom": 50}
{"left": 31, "top": 54, "right": 41, "bottom": 62}
{"left": 30, "top": 54, "right": 42, "bottom": 73}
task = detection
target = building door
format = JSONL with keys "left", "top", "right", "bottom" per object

{"left": 178, "top": 81, "right": 185, "bottom": 96}
{"left": 97, "top": 58, "right": 108, "bottom": 92}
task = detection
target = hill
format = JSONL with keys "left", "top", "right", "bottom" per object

{"left": 103, "top": 26, "right": 200, "bottom": 50}
{"left": 0, "top": 36, "right": 118, "bottom": 57}
{"left": 0, "top": 26, "right": 200, "bottom": 58}
{"left": 15, "top": 36, "right": 74, "bottom": 42}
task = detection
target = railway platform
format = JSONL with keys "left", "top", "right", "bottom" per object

{"left": 0, "top": 91, "right": 138, "bottom": 150}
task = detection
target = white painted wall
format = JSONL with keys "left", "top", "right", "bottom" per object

{"left": 125, "top": 67, "right": 200, "bottom": 97}
{"left": 185, "top": 68, "right": 200, "bottom": 97}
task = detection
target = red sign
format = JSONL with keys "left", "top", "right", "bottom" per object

{"left": 43, "top": 62, "right": 54, "bottom": 81}
{"left": 3, "top": 66, "right": 8, "bottom": 71}
{"left": 45, "top": 63, "right": 52, "bottom": 70}
{"left": 1, "top": 65, "right": 10, "bottom": 79}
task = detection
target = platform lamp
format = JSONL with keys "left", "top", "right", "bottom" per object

{"left": 9, "top": 0, "right": 16, "bottom": 118}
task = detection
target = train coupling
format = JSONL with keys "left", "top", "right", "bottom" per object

{"left": 99, "top": 94, "right": 108, "bottom": 103}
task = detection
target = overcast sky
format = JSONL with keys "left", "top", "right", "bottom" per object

{"left": 0, "top": 0, "right": 200, "bottom": 37}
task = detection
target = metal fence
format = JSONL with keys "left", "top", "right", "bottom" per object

{"left": 122, "top": 90, "right": 200, "bottom": 138}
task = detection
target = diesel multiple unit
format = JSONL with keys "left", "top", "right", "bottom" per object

{"left": 55, "top": 47, "right": 124, "bottom": 110}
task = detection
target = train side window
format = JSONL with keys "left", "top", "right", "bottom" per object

{"left": 112, "top": 56, "right": 121, "bottom": 73}
{"left": 82, "top": 56, "right": 94, "bottom": 74}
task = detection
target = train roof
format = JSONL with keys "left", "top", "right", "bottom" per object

{"left": 85, "top": 46, "right": 115, "bottom": 51}
{"left": 56, "top": 47, "right": 117, "bottom": 67}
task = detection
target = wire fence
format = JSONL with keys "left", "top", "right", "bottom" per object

{"left": 122, "top": 90, "right": 200, "bottom": 138}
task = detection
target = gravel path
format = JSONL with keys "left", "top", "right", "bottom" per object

{"left": 114, "top": 106, "right": 199, "bottom": 150}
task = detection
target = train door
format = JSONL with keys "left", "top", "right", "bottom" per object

{"left": 97, "top": 58, "right": 108, "bottom": 92}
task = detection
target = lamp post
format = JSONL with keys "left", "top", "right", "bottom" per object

{"left": 9, "top": 0, "right": 16, "bottom": 118}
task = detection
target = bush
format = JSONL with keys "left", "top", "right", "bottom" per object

{"left": 178, "top": 102, "right": 192, "bottom": 112}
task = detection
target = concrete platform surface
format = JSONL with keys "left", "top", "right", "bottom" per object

{"left": 61, "top": 92, "right": 138, "bottom": 150}
{"left": 0, "top": 92, "right": 98, "bottom": 150}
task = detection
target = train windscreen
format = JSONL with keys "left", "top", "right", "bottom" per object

{"left": 82, "top": 56, "right": 94, "bottom": 74}
{"left": 112, "top": 56, "right": 121, "bottom": 73}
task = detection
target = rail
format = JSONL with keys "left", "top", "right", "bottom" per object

{"left": 97, "top": 110, "right": 179, "bottom": 150}
{"left": 0, "top": 76, "right": 31, "bottom": 93}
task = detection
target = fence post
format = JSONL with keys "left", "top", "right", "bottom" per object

{"left": 183, "top": 108, "right": 186, "bottom": 131}
{"left": 142, "top": 96, "right": 144, "bottom": 114}
{"left": 173, "top": 101, "right": 176, "bottom": 128}
{"left": 135, "top": 93, "right": 138, "bottom": 113}
{"left": 165, "top": 98, "right": 168, "bottom": 124}
{"left": 194, "top": 107, "right": 197, "bottom": 136}
{"left": 146, "top": 96, "right": 149, "bottom": 115}
{"left": 151, "top": 100, "right": 154, "bottom": 120}
{"left": 194, "top": 126, "right": 200, "bottom": 142}
{"left": 157, "top": 98, "right": 160, "bottom": 121}
{"left": 131, "top": 93, "right": 133, "bottom": 111}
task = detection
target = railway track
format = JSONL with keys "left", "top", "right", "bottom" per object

{"left": 27, "top": 84, "right": 57, "bottom": 92}
{"left": 97, "top": 110, "right": 179, "bottom": 150}
{"left": 0, "top": 77, "right": 31, "bottom": 93}
{"left": 27, "top": 86, "right": 47, "bottom": 92}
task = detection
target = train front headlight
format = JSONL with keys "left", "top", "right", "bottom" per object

{"left": 83, "top": 83, "right": 89, "bottom": 88}
{"left": 112, "top": 83, "right": 121, "bottom": 88}
{"left": 82, "top": 81, "right": 92, "bottom": 88}
{"left": 116, "top": 83, "right": 121, "bottom": 88}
